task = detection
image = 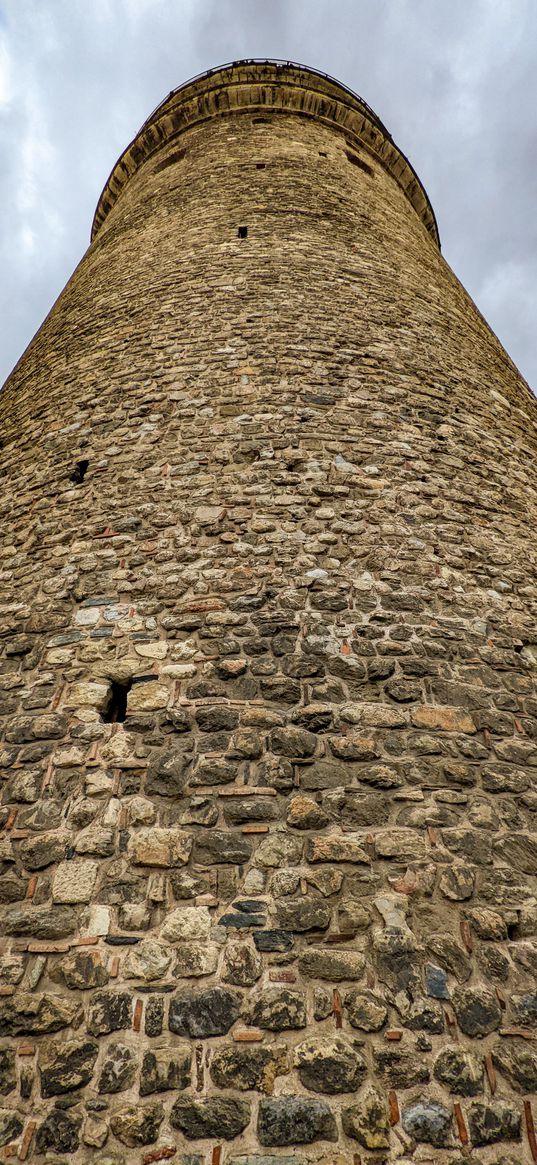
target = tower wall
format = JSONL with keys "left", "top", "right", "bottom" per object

{"left": 1, "top": 62, "right": 537, "bottom": 1164}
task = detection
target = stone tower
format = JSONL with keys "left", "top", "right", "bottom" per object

{"left": 1, "top": 59, "right": 537, "bottom": 1165}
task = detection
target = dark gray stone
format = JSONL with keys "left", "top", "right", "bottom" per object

{"left": 468, "top": 1101, "right": 521, "bottom": 1147}
{"left": 492, "top": 1040, "right": 537, "bottom": 1093}
{"left": 0, "top": 1112, "right": 23, "bottom": 1147}
{"left": 253, "top": 930, "right": 293, "bottom": 952}
{"left": 40, "top": 1038, "right": 98, "bottom": 1097}
{"left": 243, "top": 988, "right": 307, "bottom": 1032}
{"left": 276, "top": 899, "right": 330, "bottom": 932}
{"left": 140, "top": 1046, "right": 191, "bottom": 1094}
{"left": 170, "top": 1095, "right": 251, "bottom": 1140}
{"left": 402, "top": 1099, "right": 452, "bottom": 1147}
{"left": 169, "top": 987, "right": 240, "bottom": 1038}
{"left": 35, "top": 1109, "right": 81, "bottom": 1153}
{"left": 0, "top": 1049, "right": 16, "bottom": 1096}
{"left": 295, "top": 1036, "right": 367, "bottom": 1094}
{"left": 373, "top": 1047, "right": 430, "bottom": 1087}
{"left": 210, "top": 1044, "right": 288, "bottom": 1092}
{"left": 257, "top": 1097, "right": 337, "bottom": 1146}
{"left": 433, "top": 1047, "right": 483, "bottom": 1095}
{"left": 192, "top": 830, "right": 252, "bottom": 865}
{"left": 452, "top": 985, "right": 501, "bottom": 1036}
{"left": 87, "top": 991, "right": 131, "bottom": 1036}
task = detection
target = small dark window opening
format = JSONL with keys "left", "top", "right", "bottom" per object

{"left": 319, "top": 150, "right": 328, "bottom": 157}
{"left": 237, "top": 226, "right": 248, "bottom": 239}
{"left": 345, "top": 151, "right": 373, "bottom": 176}
{"left": 101, "top": 678, "right": 132, "bottom": 724}
{"left": 70, "top": 459, "right": 89, "bottom": 484}
{"left": 253, "top": 117, "right": 269, "bottom": 125}
{"left": 256, "top": 163, "right": 266, "bottom": 169}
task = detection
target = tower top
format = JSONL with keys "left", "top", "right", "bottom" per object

{"left": 92, "top": 59, "right": 440, "bottom": 246}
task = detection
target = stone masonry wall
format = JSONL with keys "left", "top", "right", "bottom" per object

{"left": 1, "top": 63, "right": 537, "bottom": 1165}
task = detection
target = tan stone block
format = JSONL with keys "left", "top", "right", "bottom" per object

{"left": 127, "top": 682, "right": 169, "bottom": 711}
{"left": 128, "top": 827, "right": 192, "bottom": 867}
{"left": 67, "top": 682, "right": 110, "bottom": 710}
{"left": 52, "top": 860, "right": 98, "bottom": 904}
{"left": 411, "top": 705, "right": 476, "bottom": 733}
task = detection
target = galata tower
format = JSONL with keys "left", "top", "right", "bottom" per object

{"left": 1, "top": 60, "right": 537, "bottom": 1165}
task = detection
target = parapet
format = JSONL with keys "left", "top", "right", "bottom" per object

{"left": 91, "top": 59, "right": 440, "bottom": 247}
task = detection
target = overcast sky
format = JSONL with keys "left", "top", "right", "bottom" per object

{"left": 1, "top": 0, "right": 536, "bottom": 389}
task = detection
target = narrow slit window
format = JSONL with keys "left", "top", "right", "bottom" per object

{"left": 237, "top": 226, "right": 248, "bottom": 239}
{"left": 345, "top": 150, "right": 373, "bottom": 176}
{"left": 101, "top": 678, "right": 132, "bottom": 724}
{"left": 256, "top": 163, "right": 266, "bottom": 170}
{"left": 70, "top": 459, "right": 89, "bottom": 484}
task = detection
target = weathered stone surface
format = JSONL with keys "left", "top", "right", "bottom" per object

{"left": 427, "top": 933, "right": 472, "bottom": 982}
{"left": 222, "top": 941, "right": 263, "bottom": 986}
{"left": 87, "top": 991, "right": 131, "bottom": 1036}
{"left": 402, "top": 1099, "right": 453, "bottom": 1147}
{"left": 452, "top": 985, "right": 502, "bottom": 1036}
{"left": 123, "top": 939, "right": 172, "bottom": 981}
{"left": 140, "top": 1046, "right": 191, "bottom": 1094}
{"left": 295, "top": 1036, "right": 366, "bottom": 1094}
{"left": 54, "top": 949, "right": 109, "bottom": 989}
{"left": 299, "top": 948, "right": 365, "bottom": 981}
{"left": 160, "top": 906, "right": 211, "bottom": 942}
{"left": 345, "top": 989, "right": 387, "bottom": 1031}
{"left": 0, "top": 1111, "right": 23, "bottom": 1147}
{"left": 128, "top": 828, "right": 192, "bottom": 867}
{"left": 174, "top": 941, "right": 220, "bottom": 977}
{"left": 36, "top": 1109, "right": 81, "bottom": 1153}
{"left": 342, "top": 1088, "right": 390, "bottom": 1149}
{"left": 374, "top": 1046, "right": 430, "bottom": 1087}
{"left": 192, "top": 830, "right": 252, "bottom": 865}
{"left": 40, "top": 1038, "right": 98, "bottom": 1096}
{"left": 492, "top": 1039, "right": 537, "bottom": 1093}
{"left": 243, "top": 988, "right": 307, "bottom": 1031}
{"left": 307, "top": 833, "right": 370, "bottom": 864}
{"left": 258, "top": 1097, "right": 337, "bottom": 1145}
{"left": 287, "top": 795, "right": 329, "bottom": 830}
{"left": 0, "top": 992, "right": 81, "bottom": 1036}
{"left": 98, "top": 1043, "right": 136, "bottom": 1093}
{"left": 211, "top": 1044, "right": 289, "bottom": 1092}
{"left": 254, "top": 834, "right": 303, "bottom": 868}
{"left": 110, "top": 1102, "right": 164, "bottom": 1146}
{"left": 467, "top": 1101, "right": 521, "bottom": 1147}
{"left": 277, "top": 898, "right": 330, "bottom": 932}
{"left": 169, "top": 987, "right": 240, "bottom": 1037}
{"left": 171, "top": 1095, "right": 251, "bottom": 1140}
{"left": 433, "top": 1046, "right": 483, "bottom": 1094}
{"left": 3, "top": 905, "right": 77, "bottom": 938}
{"left": 52, "top": 858, "right": 98, "bottom": 903}
{"left": 0, "top": 1049, "right": 16, "bottom": 1096}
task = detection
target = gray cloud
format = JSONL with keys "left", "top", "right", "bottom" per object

{"left": 1, "top": 0, "right": 535, "bottom": 387}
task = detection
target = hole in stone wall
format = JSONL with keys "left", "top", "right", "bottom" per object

{"left": 253, "top": 117, "right": 269, "bottom": 125}
{"left": 319, "top": 151, "right": 328, "bottom": 157}
{"left": 256, "top": 163, "right": 266, "bottom": 169}
{"left": 345, "top": 150, "right": 373, "bottom": 176}
{"left": 70, "top": 459, "right": 89, "bottom": 484}
{"left": 101, "top": 678, "right": 132, "bottom": 724}
{"left": 237, "top": 226, "right": 248, "bottom": 239}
